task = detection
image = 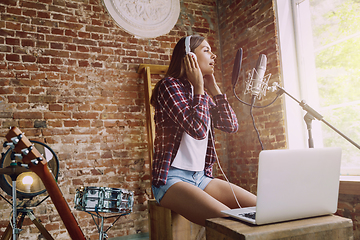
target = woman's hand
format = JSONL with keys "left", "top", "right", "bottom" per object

{"left": 203, "top": 74, "right": 222, "bottom": 96}
{"left": 184, "top": 54, "right": 204, "bottom": 95}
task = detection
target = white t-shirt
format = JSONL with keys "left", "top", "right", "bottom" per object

{"left": 171, "top": 121, "right": 210, "bottom": 171}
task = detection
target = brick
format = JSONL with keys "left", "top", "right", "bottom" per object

{"left": 0, "top": 45, "right": 12, "bottom": 52}
{"left": 41, "top": 128, "right": 70, "bottom": 136}
{"left": 23, "top": 9, "right": 36, "bottom": 17}
{"left": 52, "top": 13, "right": 64, "bottom": 21}
{"left": 91, "top": 62, "right": 102, "bottom": 68}
{"left": 34, "top": 120, "right": 47, "bottom": 128}
{"left": 74, "top": 120, "right": 89, "bottom": 128}
{"left": 20, "top": 1, "right": 47, "bottom": 10}
{"left": 18, "top": 120, "right": 33, "bottom": 128}
{"left": 65, "top": 29, "right": 77, "bottom": 37}
{"left": 37, "top": 56, "right": 50, "bottom": 64}
{"left": 64, "top": 120, "right": 77, "bottom": 127}
{"left": 35, "top": 41, "right": 49, "bottom": 48}
{"left": 2, "top": 0, "right": 17, "bottom": 6}
{"left": 6, "top": 37, "right": 20, "bottom": 45}
{"left": 73, "top": 112, "right": 99, "bottom": 119}
{"left": 44, "top": 112, "right": 71, "bottom": 119}
{"left": 2, "top": 14, "right": 31, "bottom": 24}
{"left": 16, "top": 71, "right": 30, "bottom": 79}
{"left": 6, "top": 22, "right": 21, "bottom": 30}
{"left": 0, "top": 61, "right": 7, "bottom": 69}
{"left": 58, "top": 22, "right": 83, "bottom": 31}
{"left": 0, "top": 70, "right": 15, "bottom": 78}
{"left": 73, "top": 38, "right": 97, "bottom": 46}
{"left": 77, "top": 45, "right": 89, "bottom": 52}
{"left": 7, "top": 7, "right": 22, "bottom": 15}
{"left": 6, "top": 54, "right": 20, "bottom": 61}
{"left": 65, "top": 1, "right": 78, "bottom": 8}
{"left": 78, "top": 60, "right": 89, "bottom": 67}
{"left": 21, "top": 39, "right": 35, "bottom": 47}
{"left": 39, "top": 65, "right": 66, "bottom": 72}
{"left": 50, "top": 42, "right": 63, "bottom": 49}
{"left": 46, "top": 35, "right": 72, "bottom": 43}
{"left": 22, "top": 55, "right": 37, "bottom": 62}
{"left": 48, "top": 5, "right": 72, "bottom": 15}
{"left": 0, "top": 87, "right": 14, "bottom": 94}
{"left": 70, "top": 52, "right": 90, "bottom": 59}
{"left": 13, "top": 112, "right": 42, "bottom": 119}
{"left": 37, "top": 11, "right": 51, "bottom": 19}
{"left": 50, "top": 58, "right": 63, "bottom": 65}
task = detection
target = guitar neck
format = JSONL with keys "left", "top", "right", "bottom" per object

{"left": 6, "top": 127, "right": 86, "bottom": 240}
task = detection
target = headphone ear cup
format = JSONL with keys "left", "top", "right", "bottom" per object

{"left": 188, "top": 52, "right": 197, "bottom": 61}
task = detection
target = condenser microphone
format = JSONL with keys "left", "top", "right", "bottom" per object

{"left": 244, "top": 54, "right": 270, "bottom": 100}
{"left": 251, "top": 54, "right": 267, "bottom": 97}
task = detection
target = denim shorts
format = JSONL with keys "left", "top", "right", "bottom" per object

{"left": 151, "top": 167, "right": 213, "bottom": 204}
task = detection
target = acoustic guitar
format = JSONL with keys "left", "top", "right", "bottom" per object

{"left": 5, "top": 127, "right": 86, "bottom": 240}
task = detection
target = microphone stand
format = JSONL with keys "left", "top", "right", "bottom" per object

{"left": 275, "top": 84, "right": 360, "bottom": 149}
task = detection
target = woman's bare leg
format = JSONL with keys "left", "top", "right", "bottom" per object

{"left": 204, "top": 178, "right": 256, "bottom": 208}
{"left": 159, "top": 181, "right": 230, "bottom": 226}
{"left": 159, "top": 179, "right": 256, "bottom": 226}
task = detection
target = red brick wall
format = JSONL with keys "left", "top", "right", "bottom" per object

{"left": 216, "top": 0, "right": 286, "bottom": 194}
{"left": 338, "top": 193, "right": 360, "bottom": 239}
{"left": 0, "top": 0, "right": 357, "bottom": 239}
{"left": 0, "top": 0, "right": 220, "bottom": 239}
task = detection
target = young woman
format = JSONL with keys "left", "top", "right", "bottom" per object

{"left": 150, "top": 35, "right": 256, "bottom": 226}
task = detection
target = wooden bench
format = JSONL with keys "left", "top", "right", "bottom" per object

{"left": 205, "top": 214, "right": 353, "bottom": 240}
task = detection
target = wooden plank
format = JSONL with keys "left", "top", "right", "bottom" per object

{"left": 148, "top": 199, "right": 173, "bottom": 240}
{"left": 138, "top": 64, "right": 168, "bottom": 75}
{"left": 148, "top": 199, "right": 205, "bottom": 240}
{"left": 339, "top": 176, "right": 360, "bottom": 195}
{"left": 205, "top": 215, "right": 353, "bottom": 240}
{"left": 139, "top": 64, "right": 168, "bottom": 196}
{"left": 142, "top": 66, "right": 155, "bottom": 193}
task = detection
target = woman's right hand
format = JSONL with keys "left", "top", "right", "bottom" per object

{"left": 184, "top": 54, "right": 204, "bottom": 95}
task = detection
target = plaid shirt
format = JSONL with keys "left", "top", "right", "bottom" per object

{"left": 152, "top": 77, "right": 238, "bottom": 187}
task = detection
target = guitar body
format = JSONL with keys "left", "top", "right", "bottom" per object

{"left": 5, "top": 127, "right": 86, "bottom": 240}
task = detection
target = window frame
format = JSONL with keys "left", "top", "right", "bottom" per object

{"left": 274, "top": 0, "right": 360, "bottom": 178}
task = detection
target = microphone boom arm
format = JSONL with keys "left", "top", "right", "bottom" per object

{"left": 275, "top": 84, "right": 360, "bottom": 150}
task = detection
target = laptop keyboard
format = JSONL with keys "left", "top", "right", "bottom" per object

{"left": 240, "top": 212, "right": 256, "bottom": 219}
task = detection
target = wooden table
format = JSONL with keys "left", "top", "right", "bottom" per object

{"left": 206, "top": 215, "right": 353, "bottom": 240}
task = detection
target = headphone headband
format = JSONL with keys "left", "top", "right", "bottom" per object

{"left": 185, "top": 36, "right": 191, "bottom": 54}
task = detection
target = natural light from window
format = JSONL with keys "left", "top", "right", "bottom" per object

{"left": 276, "top": 0, "right": 360, "bottom": 176}
{"left": 310, "top": 0, "right": 360, "bottom": 175}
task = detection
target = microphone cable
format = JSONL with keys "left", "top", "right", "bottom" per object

{"left": 250, "top": 96, "right": 264, "bottom": 150}
{"left": 209, "top": 124, "right": 242, "bottom": 209}
{"left": 233, "top": 81, "right": 284, "bottom": 150}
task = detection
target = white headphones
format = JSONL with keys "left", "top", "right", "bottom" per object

{"left": 185, "top": 36, "right": 197, "bottom": 60}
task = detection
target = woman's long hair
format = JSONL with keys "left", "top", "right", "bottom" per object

{"left": 150, "top": 35, "right": 205, "bottom": 107}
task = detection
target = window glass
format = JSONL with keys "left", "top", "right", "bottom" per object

{"left": 309, "top": 0, "right": 360, "bottom": 175}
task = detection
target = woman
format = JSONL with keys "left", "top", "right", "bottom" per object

{"left": 150, "top": 35, "right": 256, "bottom": 226}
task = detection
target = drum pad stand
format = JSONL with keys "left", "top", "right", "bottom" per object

{"left": 0, "top": 161, "right": 54, "bottom": 240}
{"left": 86, "top": 211, "right": 131, "bottom": 240}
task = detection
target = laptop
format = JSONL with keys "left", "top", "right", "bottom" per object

{"left": 221, "top": 147, "right": 342, "bottom": 225}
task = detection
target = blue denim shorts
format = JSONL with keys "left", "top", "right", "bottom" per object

{"left": 151, "top": 167, "right": 213, "bottom": 204}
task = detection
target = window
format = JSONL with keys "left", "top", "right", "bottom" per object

{"left": 275, "top": 0, "right": 360, "bottom": 175}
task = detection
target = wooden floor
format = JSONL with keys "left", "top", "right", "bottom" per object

{"left": 109, "top": 233, "right": 149, "bottom": 240}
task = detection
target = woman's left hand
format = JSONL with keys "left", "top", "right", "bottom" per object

{"left": 204, "top": 74, "right": 222, "bottom": 96}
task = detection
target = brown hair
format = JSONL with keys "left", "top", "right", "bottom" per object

{"left": 150, "top": 35, "right": 205, "bottom": 107}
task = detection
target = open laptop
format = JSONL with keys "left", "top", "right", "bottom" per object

{"left": 221, "top": 147, "right": 342, "bottom": 225}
